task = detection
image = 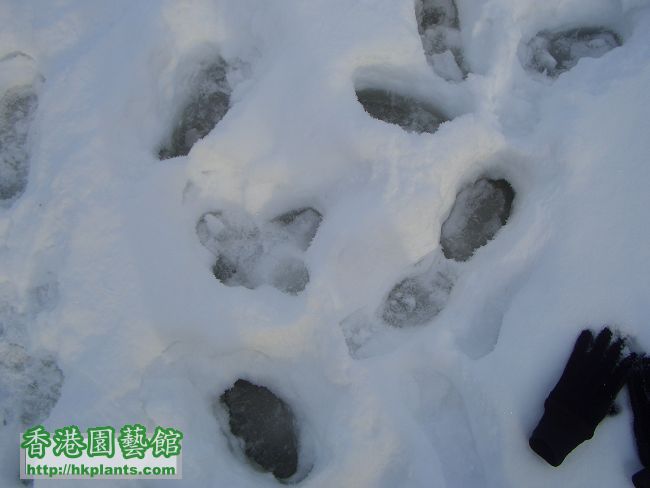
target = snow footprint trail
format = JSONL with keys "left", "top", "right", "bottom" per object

{"left": 196, "top": 207, "right": 322, "bottom": 295}
{"left": 385, "top": 177, "right": 515, "bottom": 327}
{"left": 158, "top": 56, "right": 232, "bottom": 160}
{"left": 0, "top": 53, "right": 40, "bottom": 206}
{"left": 341, "top": 176, "right": 516, "bottom": 357}
{"left": 219, "top": 379, "right": 299, "bottom": 481}
{"left": 522, "top": 27, "right": 622, "bottom": 78}
{"left": 415, "top": 0, "right": 468, "bottom": 81}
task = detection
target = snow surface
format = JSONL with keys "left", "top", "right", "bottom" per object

{"left": 1, "top": 0, "right": 650, "bottom": 486}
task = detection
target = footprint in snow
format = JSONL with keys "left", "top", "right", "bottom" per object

{"left": 522, "top": 26, "right": 622, "bottom": 78}
{"left": 356, "top": 87, "right": 450, "bottom": 134}
{"left": 217, "top": 379, "right": 301, "bottom": 481}
{"left": 196, "top": 207, "right": 322, "bottom": 295}
{"left": 158, "top": 56, "right": 232, "bottom": 160}
{"left": 0, "top": 282, "right": 63, "bottom": 429}
{"left": 0, "top": 53, "right": 40, "bottom": 206}
{"left": 416, "top": 0, "right": 469, "bottom": 81}
{"left": 341, "top": 177, "right": 516, "bottom": 357}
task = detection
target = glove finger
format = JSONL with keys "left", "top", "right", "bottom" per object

{"left": 603, "top": 336, "right": 626, "bottom": 373}
{"left": 629, "top": 358, "right": 650, "bottom": 419}
{"left": 629, "top": 367, "right": 644, "bottom": 414}
{"left": 631, "top": 360, "right": 650, "bottom": 468}
{"left": 553, "top": 330, "right": 594, "bottom": 392}
{"left": 606, "top": 352, "right": 637, "bottom": 400}
{"left": 565, "top": 329, "right": 594, "bottom": 372}
{"left": 640, "top": 357, "right": 650, "bottom": 385}
{"left": 591, "top": 327, "right": 614, "bottom": 359}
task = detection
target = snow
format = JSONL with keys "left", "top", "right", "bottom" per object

{"left": 0, "top": 0, "right": 650, "bottom": 487}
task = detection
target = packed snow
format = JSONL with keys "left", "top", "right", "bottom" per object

{"left": 1, "top": 0, "right": 650, "bottom": 486}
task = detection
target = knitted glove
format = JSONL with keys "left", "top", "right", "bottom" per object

{"left": 529, "top": 327, "right": 635, "bottom": 466}
{"left": 628, "top": 358, "right": 650, "bottom": 488}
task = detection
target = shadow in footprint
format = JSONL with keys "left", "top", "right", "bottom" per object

{"left": 196, "top": 207, "right": 322, "bottom": 295}
{"left": 523, "top": 27, "right": 621, "bottom": 78}
{"left": 219, "top": 379, "right": 299, "bottom": 481}
{"left": 356, "top": 88, "right": 449, "bottom": 134}
{"left": 0, "top": 85, "right": 38, "bottom": 203}
{"left": 158, "top": 57, "right": 231, "bottom": 159}
{"left": 416, "top": 0, "right": 468, "bottom": 81}
{"left": 455, "top": 276, "right": 520, "bottom": 360}
{"left": 415, "top": 371, "right": 487, "bottom": 487}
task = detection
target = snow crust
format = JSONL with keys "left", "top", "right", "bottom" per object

{"left": 1, "top": 0, "right": 650, "bottom": 486}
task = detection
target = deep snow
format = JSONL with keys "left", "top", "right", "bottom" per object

{"left": 1, "top": 0, "right": 650, "bottom": 486}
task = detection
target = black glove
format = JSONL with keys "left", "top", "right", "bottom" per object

{"left": 628, "top": 358, "right": 650, "bottom": 488}
{"left": 529, "top": 327, "right": 635, "bottom": 466}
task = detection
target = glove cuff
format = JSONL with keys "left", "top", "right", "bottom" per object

{"left": 634, "top": 468, "right": 650, "bottom": 488}
{"left": 529, "top": 398, "right": 595, "bottom": 467}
